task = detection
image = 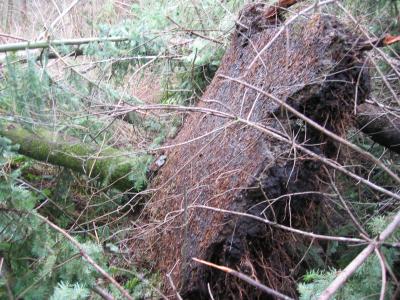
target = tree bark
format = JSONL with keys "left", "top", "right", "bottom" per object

{"left": 357, "top": 103, "right": 400, "bottom": 154}
{"left": 0, "top": 122, "right": 150, "bottom": 192}
{"left": 128, "top": 3, "right": 372, "bottom": 299}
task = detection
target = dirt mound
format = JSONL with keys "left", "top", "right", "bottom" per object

{"left": 130, "top": 4, "right": 370, "bottom": 299}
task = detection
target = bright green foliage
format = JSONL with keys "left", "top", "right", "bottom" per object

{"left": 1, "top": 55, "right": 45, "bottom": 118}
{"left": 298, "top": 215, "right": 400, "bottom": 300}
{"left": 50, "top": 282, "right": 90, "bottom": 300}
{"left": 0, "top": 138, "right": 88, "bottom": 298}
{"left": 0, "top": 137, "right": 153, "bottom": 298}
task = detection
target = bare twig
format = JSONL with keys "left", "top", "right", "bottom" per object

{"left": 166, "top": 260, "right": 183, "bottom": 300}
{"left": 92, "top": 285, "right": 115, "bottom": 300}
{"left": 357, "top": 34, "right": 400, "bottom": 51}
{"left": 207, "top": 283, "right": 215, "bottom": 300}
{"left": 319, "top": 210, "right": 400, "bottom": 300}
{"left": 167, "top": 16, "right": 223, "bottom": 45}
{"left": 375, "top": 249, "right": 387, "bottom": 300}
{"left": 190, "top": 205, "right": 366, "bottom": 243}
{"left": 193, "top": 257, "right": 294, "bottom": 300}
{"left": 0, "top": 32, "right": 28, "bottom": 41}
{"left": 325, "top": 167, "right": 369, "bottom": 237}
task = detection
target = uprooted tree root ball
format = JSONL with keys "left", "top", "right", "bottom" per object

{"left": 129, "top": 5, "right": 371, "bottom": 299}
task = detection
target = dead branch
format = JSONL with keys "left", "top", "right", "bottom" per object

{"left": 190, "top": 205, "right": 366, "bottom": 244}
{"left": 92, "top": 286, "right": 115, "bottom": 300}
{"left": 193, "top": 258, "right": 294, "bottom": 300}
{"left": 319, "top": 210, "right": 400, "bottom": 300}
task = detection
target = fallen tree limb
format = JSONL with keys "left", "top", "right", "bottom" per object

{"left": 0, "top": 48, "right": 85, "bottom": 67}
{"left": 0, "top": 37, "right": 129, "bottom": 53}
{"left": 357, "top": 103, "right": 400, "bottom": 154}
{"left": 0, "top": 122, "right": 150, "bottom": 191}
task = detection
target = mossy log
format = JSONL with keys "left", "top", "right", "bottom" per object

{"left": 0, "top": 122, "right": 150, "bottom": 192}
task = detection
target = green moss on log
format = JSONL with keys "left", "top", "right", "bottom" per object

{"left": 0, "top": 122, "right": 151, "bottom": 191}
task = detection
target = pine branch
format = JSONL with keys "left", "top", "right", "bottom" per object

{"left": 35, "top": 213, "right": 135, "bottom": 300}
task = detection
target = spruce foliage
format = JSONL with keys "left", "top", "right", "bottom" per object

{"left": 298, "top": 215, "right": 400, "bottom": 299}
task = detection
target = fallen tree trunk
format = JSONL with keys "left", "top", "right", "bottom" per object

{"left": 357, "top": 103, "right": 400, "bottom": 154}
{"left": 0, "top": 122, "right": 150, "bottom": 191}
{"left": 129, "top": 3, "right": 373, "bottom": 299}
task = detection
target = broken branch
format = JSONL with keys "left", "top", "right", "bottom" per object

{"left": 192, "top": 258, "right": 294, "bottom": 300}
{"left": 319, "top": 210, "right": 400, "bottom": 300}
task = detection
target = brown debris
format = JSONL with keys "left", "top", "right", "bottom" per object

{"left": 357, "top": 34, "right": 400, "bottom": 51}
{"left": 129, "top": 4, "right": 371, "bottom": 299}
{"left": 264, "top": 0, "right": 299, "bottom": 20}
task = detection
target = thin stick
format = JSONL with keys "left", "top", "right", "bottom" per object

{"left": 92, "top": 285, "right": 115, "bottom": 300}
{"left": 319, "top": 210, "right": 400, "bottom": 300}
{"left": 375, "top": 249, "right": 387, "bottom": 300}
{"left": 207, "top": 283, "right": 215, "bottom": 300}
{"left": 0, "top": 32, "right": 28, "bottom": 41}
{"left": 167, "top": 16, "right": 223, "bottom": 45}
{"left": 190, "top": 205, "right": 366, "bottom": 243}
{"left": 166, "top": 260, "right": 183, "bottom": 300}
{"left": 357, "top": 34, "right": 400, "bottom": 51}
{"left": 325, "top": 168, "right": 369, "bottom": 237}
{"left": 0, "top": 37, "right": 129, "bottom": 53}
{"left": 192, "top": 258, "right": 294, "bottom": 300}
